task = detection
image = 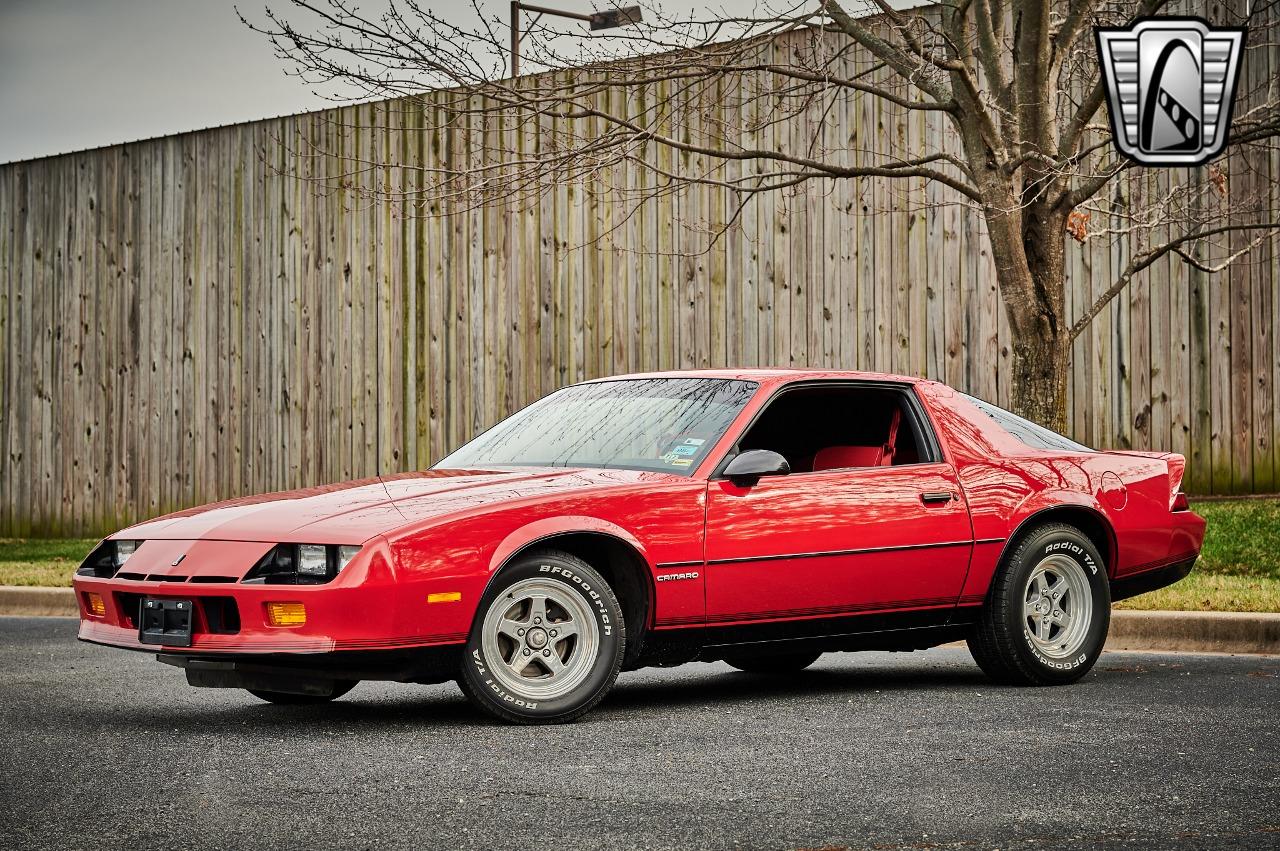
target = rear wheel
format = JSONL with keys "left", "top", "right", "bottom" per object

{"left": 458, "top": 550, "right": 625, "bottom": 724}
{"left": 968, "top": 523, "right": 1110, "bottom": 685}
{"left": 246, "top": 681, "right": 357, "bottom": 704}
{"left": 723, "top": 650, "right": 822, "bottom": 674}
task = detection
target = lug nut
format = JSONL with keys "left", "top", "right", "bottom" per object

{"left": 534, "top": 617, "right": 542, "bottom": 624}
{"left": 517, "top": 628, "right": 525, "bottom": 636}
{"left": 523, "top": 649, "right": 530, "bottom": 656}
{"left": 549, "top": 630, "right": 558, "bottom": 637}
{"left": 542, "top": 649, "right": 551, "bottom": 657}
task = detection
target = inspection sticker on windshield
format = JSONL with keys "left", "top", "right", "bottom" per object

{"left": 682, "top": 438, "right": 705, "bottom": 446}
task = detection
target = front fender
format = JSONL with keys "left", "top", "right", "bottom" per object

{"left": 486, "top": 516, "right": 652, "bottom": 575}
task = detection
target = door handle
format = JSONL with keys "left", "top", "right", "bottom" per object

{"left": 920, "top": 491, "right": 955, "bottom": 505}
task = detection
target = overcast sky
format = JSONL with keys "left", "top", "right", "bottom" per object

{"left": 0, "top": 0, "right": 719, "bottom": 164}
{"left": 0, "top": 0, "right": 519, "bottom": 163}
{"left": 1, "top": 0, "right": 307, "bottom": 163}
{"left": 0, "top": 0, "right": 894, "bottom": 165}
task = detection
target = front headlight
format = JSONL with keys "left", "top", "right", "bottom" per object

{"left": 114, "top": 540, "right": 140, "bottom": 567}
{"left": 338, "top": 545, "right": 361, "bottom": 572}
{"left": 76, "top": 539, "right": 144, "bottom": 579}
{"left": 297, "top": 544, "right": 329, "bottom": 578}
{"left": 242, "top": 544, "right": 363, "bottom": 585}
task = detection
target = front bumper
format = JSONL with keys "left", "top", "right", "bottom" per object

{"left": 75, "top": 575, "right": 462, "bottom": 653}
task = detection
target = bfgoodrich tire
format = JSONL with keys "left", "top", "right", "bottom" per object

{"left": 968, "top": 523, "right": 1110, "bottom": 685}
{"left": 458, "top": 550, "right": 625, "bottom": 724}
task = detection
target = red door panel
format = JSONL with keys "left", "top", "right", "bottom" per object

{"left": 703, "top": 463, "right": 974, "bottom": 623}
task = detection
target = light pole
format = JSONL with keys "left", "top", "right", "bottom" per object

{"left": 509, "top": 2, "right": 643, "bottom": 77}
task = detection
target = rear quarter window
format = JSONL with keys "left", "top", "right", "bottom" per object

{"left": 961, "top": 395, "right": 1092, "bottom": 452}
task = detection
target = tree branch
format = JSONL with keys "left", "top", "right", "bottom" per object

{"left": 822, "top": 0, "right": 953, "bottom": 103}
{"left": 1069, "top": 222, "right": 1280, "bottom": 342}
{"left": 1055, "top": 0, "right": 1169, "bottom": 162}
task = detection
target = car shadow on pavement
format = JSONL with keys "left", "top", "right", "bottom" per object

{"left": 63, "top": 659, "right": 988, "bottom": 731}
{"left": 77, "top": 688, "right": 482, "bottom": 732}
{"left": 57, "top": 651, "right": 1195, "bottom": 731}
{"left": 602, "top": 662, "right": 990, "bottom": 713}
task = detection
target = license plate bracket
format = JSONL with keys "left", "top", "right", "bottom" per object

{"left": 139, "top": 598, "right": 194, "bottom": 647}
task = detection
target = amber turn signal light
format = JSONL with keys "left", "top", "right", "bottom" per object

{"left": 265, "top": 601, "right": 307, "bottom": 627}
{"left": 85, "top": 592, "right": 106, "bottom": 618}
{"left": 427, "top": 591, "right": 461, "bottom": 604}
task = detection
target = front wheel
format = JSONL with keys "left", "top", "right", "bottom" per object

{"left": 458, "top": 550, "right": 625, "bottom": 724}
{"left": 968, "top": 523, "right": 1110, "bottom": 685}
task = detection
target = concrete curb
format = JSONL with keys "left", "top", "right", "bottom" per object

{"left": 0, "top": 586, "right": 78, "bottom": 617}
{"left": 1106, "top": 609, "right": 1280, "bottom": 655}
{"left": 0, "top": 586, "right": 1276, "bottom": 655}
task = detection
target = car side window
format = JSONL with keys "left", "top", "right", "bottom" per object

{"left": 732, "top": 385, "right": 937, "bottom": 474}
{"left": 961, "top": 394, "right": 1092, "bottom": 452}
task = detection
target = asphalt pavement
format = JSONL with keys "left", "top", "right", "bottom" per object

{"left": 1, "top": 616, "right": 1277, "bottom": 850}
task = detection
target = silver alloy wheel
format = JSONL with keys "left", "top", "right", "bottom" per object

{"left": 480, "top": 577, "right": 601, "bottom": 701}
{"left": 1022, "top": 554, "right": 1094, "bottom": 659}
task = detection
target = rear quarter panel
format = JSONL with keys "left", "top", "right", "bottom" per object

{"left": 916, "top": 382, "right": 1193, "bottom": 599}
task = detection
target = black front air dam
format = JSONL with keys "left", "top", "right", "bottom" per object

{"left": 155, "top": 645, "right": 462, "bottom": 686}
{"left": 178, "top": 659, "right": 345, "bottom": 696}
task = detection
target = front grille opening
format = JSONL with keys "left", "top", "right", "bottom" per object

{"left": 147, "top": 574, "right": 189, "bottom": 583}
{"left": 114, "top": 592, "right": 143, "bottom": 628}
{"left": 116, "top": 572, "right": 146, "bottom": 581}
{"left": 201, "top": 597, "right": 241, "bottom": 634}
{"left": 114, "top": 593, "right": 240, "bottom": 635}
{"left": 189, "top": 576, "right": 236, "bottom": 584}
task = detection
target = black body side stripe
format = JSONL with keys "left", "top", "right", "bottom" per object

{"left": 703, "top": 595, "right": 960, "bottom": 624}
{"left": 706, "top": 538, "right": 972, "bottom": 566}
{"left": 655, "top": 537, "right": 1008, "bottom": 570}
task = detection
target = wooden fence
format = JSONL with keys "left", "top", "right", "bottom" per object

{"left": 1, "top": 22, "right": 1278, "bottom": 536}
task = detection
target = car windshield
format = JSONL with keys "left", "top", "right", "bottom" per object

{"left": 436, "top": 378, "right": 758, "bottom": 475}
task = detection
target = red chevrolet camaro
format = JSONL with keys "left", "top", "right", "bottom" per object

{"left": 75, "top": 370, "right": 1206, "bottom": 723}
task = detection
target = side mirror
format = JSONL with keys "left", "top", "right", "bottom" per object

{"left": 722, "top": 449, "right": 791, "bottom": 486}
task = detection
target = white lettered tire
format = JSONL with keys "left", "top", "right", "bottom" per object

{"left": 968, "top": 523, "right": 1110, "bottom": 685}
{"left": 458, "top": 550, "right": 625, "bottom": 723}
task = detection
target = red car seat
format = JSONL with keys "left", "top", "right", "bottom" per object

{"left": 811, "top": 408, "right": 901, "bottom": 471}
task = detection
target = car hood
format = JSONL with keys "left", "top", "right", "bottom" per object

{"left": 117, "top": 467, "right": 678, "bottom": 543}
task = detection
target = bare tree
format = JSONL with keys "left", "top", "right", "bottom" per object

{"left": 243, "top": 0, "right": 1280, "bottom": 430}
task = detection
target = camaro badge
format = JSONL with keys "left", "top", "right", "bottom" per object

{"left": 1095, "top": 17, "right": 1245, "bottom": 165}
